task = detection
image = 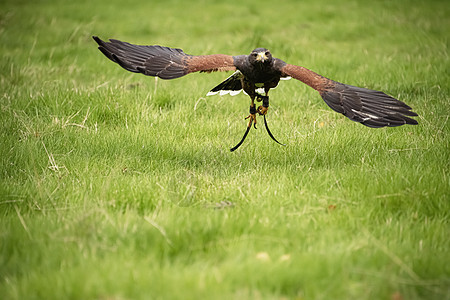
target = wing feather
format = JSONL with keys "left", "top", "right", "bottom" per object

{"left": 320, "top": 82, "right": 418, "bottom": 127}
{"left": 280, "top": 63, "right": 418, "bottom": 127}
{"left": 93, "top": 36, "right": 236, "bottom": 80}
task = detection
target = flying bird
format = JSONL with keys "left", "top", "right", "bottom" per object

{"left": 92, "top": 36, "right": 418, "bottom": 151}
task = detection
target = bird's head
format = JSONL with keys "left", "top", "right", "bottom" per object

{"left": 249, "top": 48, "right": 272, "bottom": 64}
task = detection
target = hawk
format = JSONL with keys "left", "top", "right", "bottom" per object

{"left": 93, "top": 36, "right": 418, "bottom": 151}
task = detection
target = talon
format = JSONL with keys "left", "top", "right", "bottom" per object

{"left": 257, "top": 106, "right": 269, "bottom": 116}
{"left": 245, "top": 113, "right": 257, "bottom": 129}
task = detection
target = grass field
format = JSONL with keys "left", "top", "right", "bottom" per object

{"left": 1, "top": 0, "right": 449, "bottom": 299}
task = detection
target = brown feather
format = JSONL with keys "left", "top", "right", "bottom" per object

{"left": 185, "top": 55, "right": 236, "bottom": 73}
{"left": 281, "top": 64, "right": 330, "bottom": 91}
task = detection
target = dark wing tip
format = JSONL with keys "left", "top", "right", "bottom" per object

{"left": 92, "top": 36, "right": 107, "bottom": 52}
{"left": 321, "top": 82, "right": 419, "bottom": 128}
{"left": 92, "top": 36, "right": 106, "bottom": 48}
{"left": 92, "top": 36, "right": 191, "bottom": 79}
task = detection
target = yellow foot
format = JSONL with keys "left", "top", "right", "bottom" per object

{"left": 257, "top": 106, "right": 269, "bottom": 116}
{"left": 245, "top": 113, "right": 257, "bottom": 129}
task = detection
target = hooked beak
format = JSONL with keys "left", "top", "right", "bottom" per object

{"left": 256, "top": 52, "right": 268, "bottom": 62}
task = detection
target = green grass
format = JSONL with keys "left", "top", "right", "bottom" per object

{"left": 1, "top": 0, "right": 449, "bottom": 299}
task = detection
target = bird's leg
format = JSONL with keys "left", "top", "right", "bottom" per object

{"left": 257, "top": 89, "right": 270, "bottom": 116}
{"left": 257, "top": 94, "right": 269, "bottom": 116}
{"left": 241, "top": 79, "right": 259, "bottom": 129}
{"left": 245, "top": 96, "right": 258, "bottom": 129}
{"left": 231, "top": 80, "right": 264, "bottom": 152}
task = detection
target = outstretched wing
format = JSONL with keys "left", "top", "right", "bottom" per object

{"left": 280, "top": 64, "right": 418, "bottom": 128}
{"left": 93, "top": 36, "right": 236, "bottom": 80}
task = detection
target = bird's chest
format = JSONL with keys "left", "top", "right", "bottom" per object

{"left": 240, "top": 64, "right": 279, "bottom": 85}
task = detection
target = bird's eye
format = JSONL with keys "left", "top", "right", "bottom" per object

{"left": 252, "top": 53, "right": 257, "bottom": 57}
{"left": 265, "top": 51, "right": 270, "bottom": 56}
